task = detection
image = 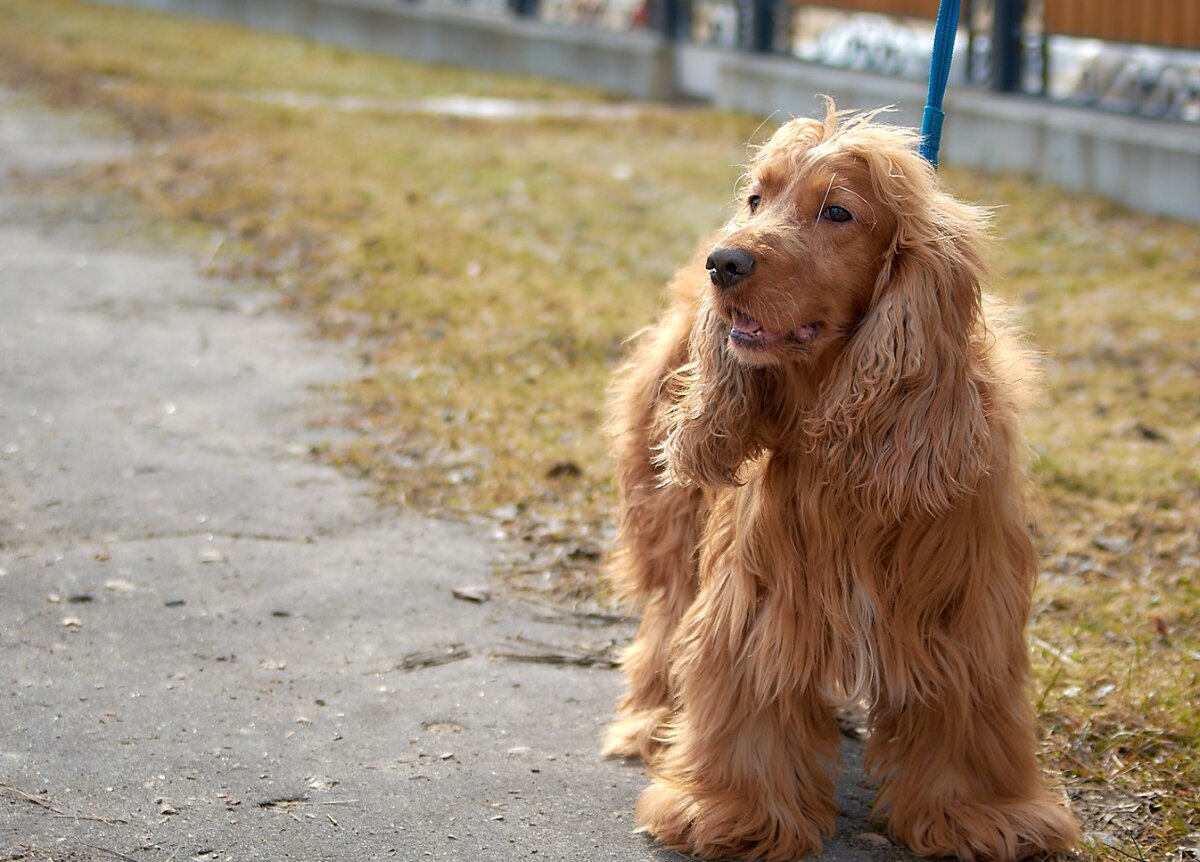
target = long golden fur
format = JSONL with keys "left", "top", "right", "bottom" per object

{"left": 603, "top": 102, "right": 1080, "bottom": 861}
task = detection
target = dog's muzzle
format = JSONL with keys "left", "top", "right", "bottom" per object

{"left": 706, "top": 247, "right": 755, "bottom": 291}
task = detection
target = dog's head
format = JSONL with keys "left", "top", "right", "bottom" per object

{"left": 661, "top": 102, "right": 995, "bottom": 518}
{"left": 704, "top": 111, "right": 900, "bottom": 369}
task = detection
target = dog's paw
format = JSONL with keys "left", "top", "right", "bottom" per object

{"left": 635, "top": 779, "right": 829, "bottom": 861}
{"left": 889, "top": 794, "right": 1080, "bottom": 861}
{"left": 602, "top": 707, "right": 669, "bottom": 762}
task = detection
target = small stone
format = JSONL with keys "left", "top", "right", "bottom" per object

{"left": 1092, "top": 535, "right": 1131, "bottom": 554}
{"left": 452, "top": 585, "right": 491, "bottom": 603}
{"left": 61, "top": 616, "right": 82, "bottom": 629}
{"left": 545, "top": 461, "right": 582, "bottom": 479}
{"left": 855, "top": 832, "right": 891, "bottom": 847}
{"left": 1133, "top": 422, "right": 1167, "bottom": 442}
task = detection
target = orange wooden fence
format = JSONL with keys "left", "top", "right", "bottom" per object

{"left": 802, "top": 1, "right": 1200, "bottom": 49}
{"left": 1044, "top": 0, "right": 1200, "bottom": 50}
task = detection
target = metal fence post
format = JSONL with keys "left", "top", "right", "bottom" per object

{"left": 508, "top": 0, "right": 538, "bottom": 18}
{"left": 754, "top": 0, "right": 777, "bottom": 52}
{"left": 655, "top": 0, "right": 689, "bottom": 40}
{"left": 740, "top": 0, "right": 775, "bottom": 52}
{"left": 990, "top": 0, "right": 1026, "bottom": 92}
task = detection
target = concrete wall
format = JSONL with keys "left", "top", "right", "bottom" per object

{"left": 948, "top": 94, "right": 1200, "bottom": 221}
{"left": 708, "top": 50, "right": 1200, "bottom": 222}
{"left": 96, "top": 0, "right": 1200, "bottom": 221}
{"left": 97, "top": 0, "right": 675, "bottom": 100}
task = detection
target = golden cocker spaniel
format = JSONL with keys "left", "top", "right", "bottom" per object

{"left": 604, "top": 102, "right": 1080, "bottom": 862}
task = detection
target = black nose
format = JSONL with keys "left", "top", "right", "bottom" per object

{"left": 706, "top": 246, "right": 755, "bottom": 290}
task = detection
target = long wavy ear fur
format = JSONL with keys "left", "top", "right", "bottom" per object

{"left": 656, "top": 297, "right": 775, "bottom": 489}
{"left": 807, "top": 163, "right": 993, "bottom": 521}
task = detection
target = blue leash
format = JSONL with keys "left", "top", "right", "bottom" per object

{"left": 919, "top": 0, "right": 961, "bottom": 168}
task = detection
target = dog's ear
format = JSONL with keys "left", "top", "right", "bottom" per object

{"left": 807, "top": 208, "right": 992, "bottom": 520}
{"left": 655, "top": 297, "right": 775, "bottom": 489}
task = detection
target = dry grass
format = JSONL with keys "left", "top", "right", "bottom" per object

{"left": 2, "top": 1, "right": 1197, "bottom": 858}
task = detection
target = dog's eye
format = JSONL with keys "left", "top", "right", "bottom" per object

{"left": 822, "top": 205, "right": 853, "bottom": 223}
{"left": 747, "top": 194, "right": 762, "bottom": 214}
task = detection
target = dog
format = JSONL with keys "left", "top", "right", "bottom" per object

{"left": 602, "top": 102, "right": 1080, "bottom": 861}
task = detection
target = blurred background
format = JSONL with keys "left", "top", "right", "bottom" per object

{"left": 88, "top": 0, "right": 1200, "bottom": 221}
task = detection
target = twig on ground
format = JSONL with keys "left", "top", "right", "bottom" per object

{"left": 491, "top": 635, "right": 619, "bottom": 668}
{"left": 53, "top": 811, "right": 129, "bottom": 826}
{"left": 258, "top": 796, "right": 359, "bottom": 808}
{"left": 4, "top": 845, "right": 58, "bottom": 862}
{"left": 0, "top": 783, "right": 65, "bottom": 815}
{"left": 1, "top": 781, "right": 129, "bottom": 826}
{"left": 516, "top": 596, "right": 633, "bottom": 626}
{"left": 362, "top": 644, "right": 470, "bottom": 675}
{"left": 81, "top": 846, "right": 138, "bottom": 862}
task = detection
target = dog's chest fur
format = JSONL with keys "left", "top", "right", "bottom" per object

{"left": 706, "top": 449, "right": 893, "bottom": 708}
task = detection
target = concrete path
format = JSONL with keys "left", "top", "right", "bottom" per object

{"left": 0, "top": 88, "right": 909, "bottom": 861}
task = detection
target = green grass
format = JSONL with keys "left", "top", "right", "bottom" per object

{"left": 2, "top": 1, "right": 1198, "bottom": 858}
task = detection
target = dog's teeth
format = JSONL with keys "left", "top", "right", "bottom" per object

{"left": 732, "top": 314, "right": 764, "bottom": 336}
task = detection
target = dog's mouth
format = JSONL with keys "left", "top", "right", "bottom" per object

{"left": 729, "top": 312, "right": 823, "bottom": 350}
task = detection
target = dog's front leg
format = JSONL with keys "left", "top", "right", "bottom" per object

{"left": 603, "top": 480, "right": 702, "bottom": 761}
{"left": 603, "top": 293, "right": 707, "bottom": 762}
{"left": 864, "top": 501, "right": 1080, "bottom": 861}
{"left": 635, "top": 527, "right": 840, "bottom": 862}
